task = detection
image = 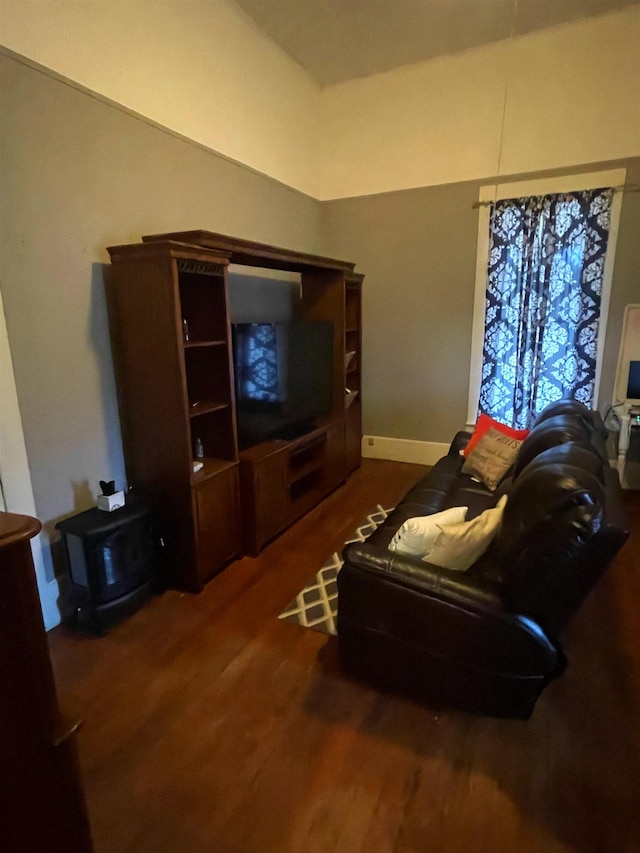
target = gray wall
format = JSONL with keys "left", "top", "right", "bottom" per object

{"left": 321, "top": 160, "right": 640, "bottom": 443}
{"left": 227, "top": 272, "right": 298, "bottom": 323}
{"left": 0, "top": 54, "right": 321, "bottom": 569}
{"left": 320, "top": 180, "right": 479, "bottom": 442}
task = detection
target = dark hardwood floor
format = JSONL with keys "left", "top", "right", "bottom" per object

{"left": 48, "top": 459, "right": 640, "bottom": 853}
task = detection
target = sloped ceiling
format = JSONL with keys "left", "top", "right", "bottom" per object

{"left": 234, "top": 0, "right": 640, "bottom": 86}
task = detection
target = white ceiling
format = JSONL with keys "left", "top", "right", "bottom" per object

{"left": 234, "top": 0, "right": 640, "bottom": 86}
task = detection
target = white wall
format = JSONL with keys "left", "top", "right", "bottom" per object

{"left": 1, "top": 3, "right": 638, "bottom": 200}
{"left": 317, "top": 7, "right": 640, "bottom": 199}
{"left": 0, "top": 289, "right": 60, "bottom": 629}
{"left": 0, "top": 0, "right": 320, "bottom": 194}
{"left": 317, "top": 41, "right": 509, "bottom": 200}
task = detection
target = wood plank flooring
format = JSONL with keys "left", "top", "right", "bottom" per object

{"left": 48, "top": 459, "right": 640, "bottom": 853}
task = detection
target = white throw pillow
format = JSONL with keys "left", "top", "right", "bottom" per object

{"left": 426, "top": 495, "right": 508, "bottom": 571}
{"left": 388, "top": 506, "right": 468, "bottom": 557}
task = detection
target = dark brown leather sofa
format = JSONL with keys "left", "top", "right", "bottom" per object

{"left": 337, "top": 400, "right": 629, "bottom": 719}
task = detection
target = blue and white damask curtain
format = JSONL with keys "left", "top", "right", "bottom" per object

{"left": 479, "top": 187, "right": 613, "bottom": 429}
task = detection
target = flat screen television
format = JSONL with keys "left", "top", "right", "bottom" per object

{"left": 232, "top": 320, "right": 333, "bottom": 449}
{"left": 627, "top": 360, "right": 640, "bottom": 402}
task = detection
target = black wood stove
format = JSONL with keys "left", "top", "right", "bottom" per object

{"left": 56, "top": 493, "right": 162, "bottom": 633}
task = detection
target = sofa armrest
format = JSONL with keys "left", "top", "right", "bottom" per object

{"left": 338, "top": 541, "right": 559, "bottom": 675}
{"left": 497, "top": 458, "right": 629, "bottom": 636}
{"left": 337, "top": 540, "right": 562, "bottom": 718}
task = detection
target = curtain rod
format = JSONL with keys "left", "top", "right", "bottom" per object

{"left": 472, "top": 184, "right": 640, "bottom": 209}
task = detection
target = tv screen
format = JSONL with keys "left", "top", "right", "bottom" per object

{"left": 232, "top": 321, "right": 333, "bottom": 449}
{"left": 627, "top": 360, "right": 640, "bottom": 400}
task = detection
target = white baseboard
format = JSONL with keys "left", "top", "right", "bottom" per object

{"left": 362, "top": 435, "right": 449, "bottom": 466}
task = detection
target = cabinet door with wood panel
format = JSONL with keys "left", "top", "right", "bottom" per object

{"left": 345, "top": 274, "right": 363, "bottom": 474}
{"left": 239, "top": 448, "right": 289, "bottom": 556}
{"left": 324, "top": 418, "right": 347, "bottom": 492}
{"left": 193, "top": 464, "right": 242, "bottom": 585}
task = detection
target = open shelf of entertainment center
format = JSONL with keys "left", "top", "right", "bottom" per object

{"left": 107, "top": 231, "right": 364, "bottom": 589}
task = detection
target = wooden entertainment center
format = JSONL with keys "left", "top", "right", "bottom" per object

{"left": 107, "top": 231, "right": 363, "bottom": 592}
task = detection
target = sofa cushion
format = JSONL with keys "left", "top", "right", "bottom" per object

{"left": 518, "top": 442, "right": 606, "bottom": 485}
{"left": 533, "top": 398, "right": 594, "bottom": 427}
{"left": 462, "top": 427, "right": 524, "bottom": 491}
{"left": 463, "top": 413, "right": 530, "bottom": 458}
{"left": 427, "top": 495, "right": 508, "bottom": 571}
{"left": 512, "top": 413, "right": 603, "bottom": 478}
{"left": 375, "top": 449, "right": 494, "bottom": 532}
{"left": 498, "top": 458, "right": 605, "bottom": 554}
{"left": 388, "top": 505, "right": 468, "bottom": 557}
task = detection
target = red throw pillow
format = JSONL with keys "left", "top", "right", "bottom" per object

{"left": 464, "top": 413, "right": 530, "bottom": 458}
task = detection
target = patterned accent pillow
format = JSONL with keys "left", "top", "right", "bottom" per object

{"left": 388, "top": 506, "right": 468, "bottom": 557}
{"left": 462, "top": 427, "right": 524, "bottom": 491}
{"left": 463, "top": 413, "right": 529, "bottom": 458}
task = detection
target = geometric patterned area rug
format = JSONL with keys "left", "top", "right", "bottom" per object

{"left": 278, "top": 505, "right": 393, "bottom": 637}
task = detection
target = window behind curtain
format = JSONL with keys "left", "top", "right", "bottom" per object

{"left": 479, "top": 187, "right": 613, "bottom": 429}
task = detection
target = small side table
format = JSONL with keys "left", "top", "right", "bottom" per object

{"left": 55, "top": 493, "right": 162, "bottom": 634}
{"left": 617, "top": 406, "right": 640, "bottom": 487}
